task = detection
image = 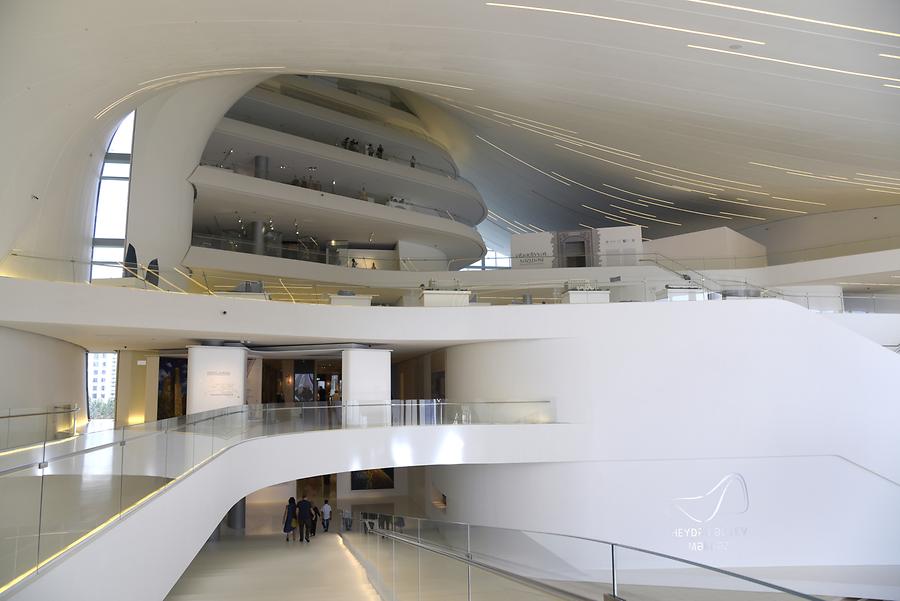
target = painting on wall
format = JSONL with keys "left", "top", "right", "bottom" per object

{"left": 350, "top": 468, "right": 395, "bottom": 490}
{"left": 293, "top": 359, "right": 316, "bottom": 403}
{"left": 158, "top": 357, "right": 188, "bottom": 420}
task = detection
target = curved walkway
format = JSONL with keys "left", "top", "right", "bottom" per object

{"left": 165, "top": 532, "right": 377, "bottom": 601}
{"left": 4, "top": 403, "right": 586, "bottom": 601}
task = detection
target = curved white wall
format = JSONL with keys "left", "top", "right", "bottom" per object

{"left": 0, "top": 327, "right": 86, "bottom": 423}
{"left": 741, "top": 205, "right": 900, "bottom": 264}
{"left": 422, "top": 456, "right": 900, "bottom": 598}
{"left": 437, "top": 316, "right": 900, "bottom": 577}
{"left": 126, "top": 74, "right": 268, "bottom": 273}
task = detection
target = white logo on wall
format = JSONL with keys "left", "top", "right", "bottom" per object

{"left": 674, "top": 473, "right": 749, "bottom": 523}
{"left": 671, "top": 474, "right": 750, "bottom": 553}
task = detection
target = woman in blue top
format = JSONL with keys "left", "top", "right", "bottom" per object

{"left": 282, "top": 497, "right": 297, "bottom": 542}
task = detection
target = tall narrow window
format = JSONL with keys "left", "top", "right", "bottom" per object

{"left": 86, "top": 352, "right": 117, "bottom": 422}
{"left": 91, "top": 111, "right": 135, "bottom": 280}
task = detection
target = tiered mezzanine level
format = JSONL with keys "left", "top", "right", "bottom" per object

{"left": 192, "top": 77, "right": 488, "bottom": 274}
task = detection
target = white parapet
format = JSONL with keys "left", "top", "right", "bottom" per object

{"left": 560, "top": 290, "right": 610, "bottom": 304}
{"left": 328, "top": 294, "right": 373, "bottom": 306}
{"left": 419, "top": 290, "right": 471, "bottom": 307}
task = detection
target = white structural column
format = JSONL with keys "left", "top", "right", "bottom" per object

{"left": 341, "top": 349, "right": 392, "bottom": 426}
{"left": 186, "top": 346, "right": 248, "bottom": 415}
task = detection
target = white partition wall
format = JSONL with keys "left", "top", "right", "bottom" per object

{"left": 186, "top": 346, "right": 247, "bottom": 414}
{"left": 341, "top": 348, "right": 392, "bottom": 426}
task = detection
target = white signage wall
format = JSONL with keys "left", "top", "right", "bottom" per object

{"left": 593, "top": 225, "right": 643, "bottom": 267}
{"left": 511, "top": 231, "right": 556, "bottom": 269}
{"left": 186, "top": 346, "right": 248, "bottom": 414}
{"left": 342, "top": 348, "right": 392, "bottom": 426}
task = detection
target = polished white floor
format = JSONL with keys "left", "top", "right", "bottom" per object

{"left": 165, "top": 532, "right": 381, "bottom": 601}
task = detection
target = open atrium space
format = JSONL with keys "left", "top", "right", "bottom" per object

{"left": 1, "top": 1, "right": 899, "bottom": 600}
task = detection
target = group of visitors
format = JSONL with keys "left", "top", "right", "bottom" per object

{"left": 340, "top": 137, "right": 385, "bottom": 159}
{"left": 338, "top": 138, "right": 419, "bottom": 169}
{"left": 282, "top": 495, "right": 332, "bottom": 543}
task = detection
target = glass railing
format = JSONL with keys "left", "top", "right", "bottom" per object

{"left": 339, "top": 512, "right": 825, "bottom": 601}
{"left": 0, "top": 406, "right": 78, "bottom": 453}
{"left": 0, "top": 400, "right": 553, "bottom": 595}
{"left": 257, "top": 76, "right": 462, "bottom": 173}
{"left": 197, "top": 162, "right": 475, "bottom": 224}
{"left": 4, "top": 251, "right": 898, "bottom": 314}
{"left": 189, "top": 232, "right": 482, "bottom": 271}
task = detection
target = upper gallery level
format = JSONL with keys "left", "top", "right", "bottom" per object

{"left": 232, "top": 77, "right": 460, "bottom": 179}
{"left": 189, "top": 76, "right": 489, "bottom": 274}
{"left": 200, "top": 117, "right": 486, "bottom": 226}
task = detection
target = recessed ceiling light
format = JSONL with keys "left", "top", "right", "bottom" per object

{"left": 308, "top": 70, "right": 473, "bottom": 91}
{"left": 611, "top": 204, "right": 682, "bottom": 226}
{"left": 770, "top": 196, "right": 826, "bottom": 207}
{"left": 857, "top": 172, "right": 900, "bottom": 183}
{"left": 485, "top": 2, "right": 766, "bottom": 45}
{"left": 478, "top": 135, "right": 571, "bottom": 185}
{"left": 581, "top": 204, "right": 648, "bottom": 228}
{"left": 688, "top": 45, "right": 900, "bottom": 84}
{"left": 708, "top": 196, "right": 806, "bottom": 214}
{"left": 684, "top": 1, "right": 900, "bottom": 39}
{"left": 719, "top": 211, "right": 765, "bottom": 221}
{"left": 139, "top": 67, "right": 287, "bottom": 86}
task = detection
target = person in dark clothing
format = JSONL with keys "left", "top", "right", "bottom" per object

{"left": 376, "top": 144, "right": 384, "bottom": 159}
{"left": 341, "top": 137, "right": 350, "bottom": 149}
{"left": 311, "top": 505, "right": 320, "bottom": 536}
{"left": 410, "top": 155, "right": 417, "bottom": 168}
{"left": 282, "top": 497, "right": 297, "bottom": 542}
{"left": 318, "top": 385, "right": 327, "bottom": 405}
{"left": 297, "top": 495, "right": 313, "bottom": 542}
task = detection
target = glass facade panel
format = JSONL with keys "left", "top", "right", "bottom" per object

{"left": 101, "top": 162, "right": 130, "bottom": 178}
{"left": 93, "top": 180, "right": 129, "bottom": 239}
{"left": 91, "top": 246, "right": 125, "bottom": 280}
{"left": 107, "top": 111, "right": 135, "bottom": 153}
{"left": 90, "top": 111, "right": 134, "bottom": 280}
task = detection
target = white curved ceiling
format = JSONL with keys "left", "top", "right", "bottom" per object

{"left": 1, "top": 0, "right": 898, "bottom": 258}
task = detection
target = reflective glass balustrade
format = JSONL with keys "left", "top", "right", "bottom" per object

{"left": 0, "top": 400, "right": 553, "bottom": 595}
{"left": 339, "top": 511, "right": 827, "bottom": 601}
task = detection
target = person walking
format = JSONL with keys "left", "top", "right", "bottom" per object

{"left": 410, "top": 155, "right": 417, "bottom": 168}
{"left": 282, "top": 497, "right": 298, "bottom": 542}
{"left": 342, "top": 507, "right": 352, "bottom": 532}
{"left": 298, "top": 494, "right": 313, "bottom": 543}
{"left": 375, "top": 144, "right": 384, "bottom": 159}
{"left": 341, "top": 137, "right": 350, "bottom": 149}
{"left": 311, "top": 504, "right": 320, "bottom": 536}
{"left": 321, "top": 500, "right": 332, "bottom": 532}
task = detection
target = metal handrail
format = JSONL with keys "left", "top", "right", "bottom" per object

{"left": 356, "top": 513, "right": 825, "bottom": 601}
{"left": 0, "top": 406, "right": 78, "bottom": 419}
{"left": 367, "top": 527, "right": 597, "bottom": 601}
{"left": 0, "top": 400, "right": 553, "bottom": 475}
